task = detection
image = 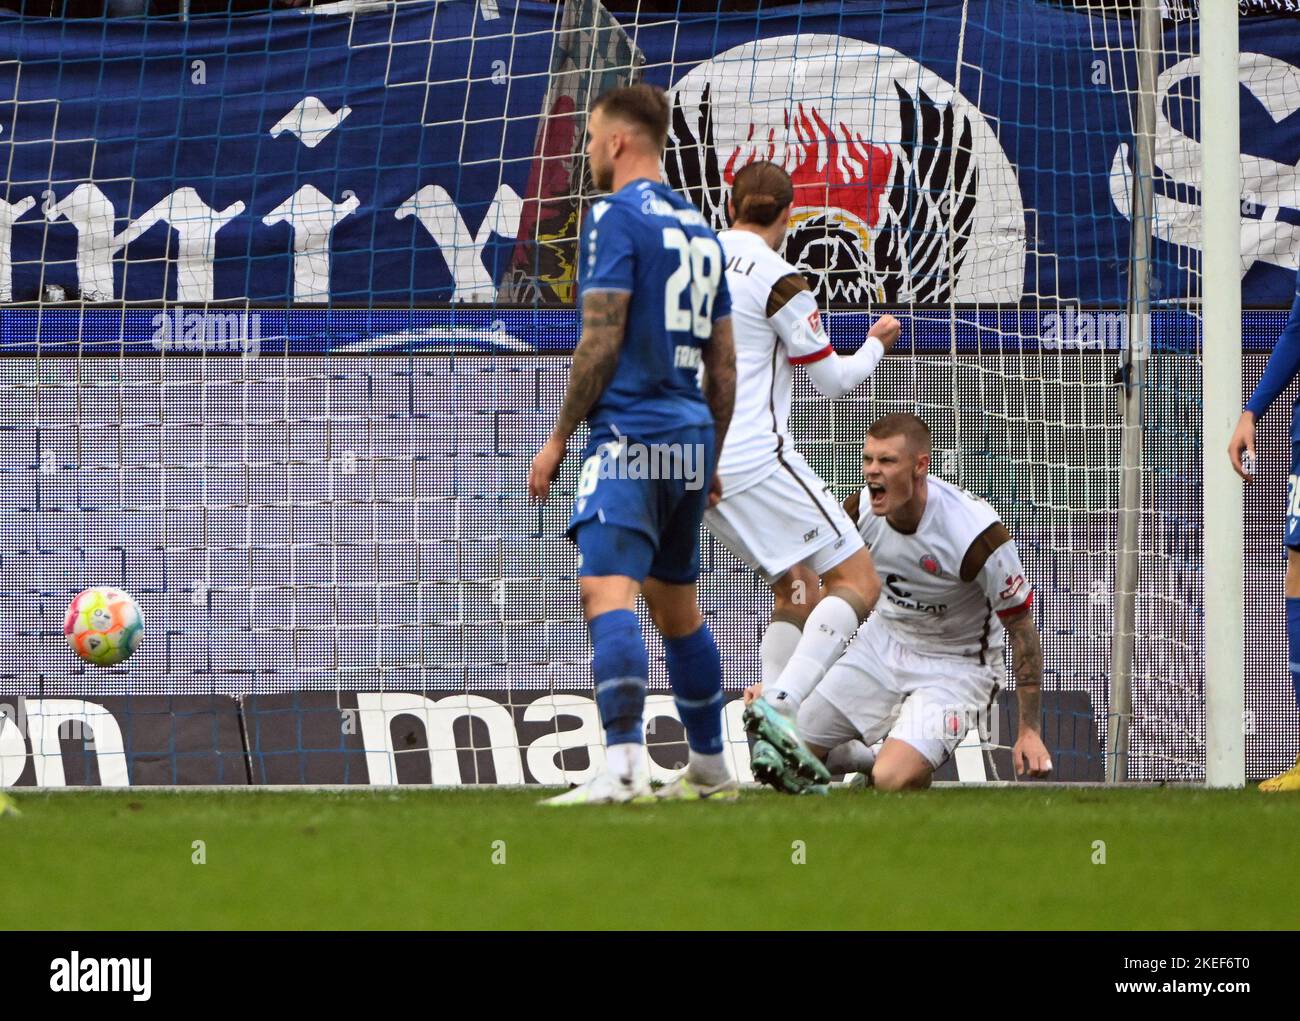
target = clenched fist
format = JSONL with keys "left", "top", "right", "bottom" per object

{"left": 870, "top": 314, "right": 901, "bottom": 354}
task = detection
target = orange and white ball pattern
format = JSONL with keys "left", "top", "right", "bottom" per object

{"left": 64, "top": 587, "right": 144, "bottom": 667}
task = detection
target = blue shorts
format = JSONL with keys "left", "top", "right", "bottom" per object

{"left": 566, "top": 425, "right": 715, "bottom": 584}
{"left": 1288, "top": 404, "right": 1300, "bottom": 549}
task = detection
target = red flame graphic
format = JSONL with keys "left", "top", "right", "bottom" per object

{"left": 723, "top": 104, "right": 893, "bottom": 228}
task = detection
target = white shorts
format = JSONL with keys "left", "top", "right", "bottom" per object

{"left": 704, "top": 451, "right": 863, "bottom": 584}
{"left": 798, "top": 616, "right": 1001, "bottom": 769}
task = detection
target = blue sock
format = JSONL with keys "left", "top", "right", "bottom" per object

{"left": 664, "top": 622, "right": 725, "bottom": 755}
{"left": 1288, "top": 597, "right": 1300, "bottom": 710}
{"left": 589, "top": 609, "right": 647, "bottom": 747}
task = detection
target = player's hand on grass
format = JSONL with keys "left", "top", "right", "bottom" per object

{"left": 1227, "top": 411, "right": 1257, "bottom": 483}
{"left": 743, "top": 682, "right": 763, "bottom": 705}
{"left": 528, "top": 434, "right": 567, "bottom": 503}
{"left": 869, "top": 314, "right": 901, "bottom": 354}
{"left": 1013, "top": 729, "right": 1053, "bottom": 779}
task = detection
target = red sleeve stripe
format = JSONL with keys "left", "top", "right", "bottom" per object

{"left": 788, "top": 344, "right": 834, "bottom": 365}
{"left": 996, "top": 591, "right": 1033, "bottom": 622}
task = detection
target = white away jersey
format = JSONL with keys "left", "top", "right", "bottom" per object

{"left": 850, "top": 475, "right": 1033, "bottom": 662}
{"left": 715, "top": 229, "right": 831, "bottom": 492}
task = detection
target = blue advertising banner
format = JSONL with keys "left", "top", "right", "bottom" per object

{"left": 0, "top": 304, "right": 1283, "bottom": 356}
{"left": 0, "top": 1, "right": 553, "bottom": 307}
{"left": 640, "top": 2, "right": 1300, "bottom": 310}
{"left": 0, "top": 0, "right": 1294, "bottom": 340}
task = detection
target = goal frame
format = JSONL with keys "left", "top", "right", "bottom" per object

{"left": 1200, "top": 0, "right": 1245, "bottom": 788}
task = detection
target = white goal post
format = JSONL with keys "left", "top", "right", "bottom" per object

{"left": 1201, "top": 0, "right": 1245, "bottom": 789}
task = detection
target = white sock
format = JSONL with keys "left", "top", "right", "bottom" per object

{"left": 760, "top": 620, "right": 803, "bottom": 686}
{"left": 769, "top": 595, "right": 861, "bottom": 714}
{"left": 687, "top": 750, "right": 731, "bottom": 785}
{"left": 826, "top": 740, "right": 877, "bottom": 775}
{"left": 606, "top": 742, "right": 646, "bottom": 781}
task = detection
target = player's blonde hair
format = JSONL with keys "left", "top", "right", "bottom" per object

{"left": 867, "top": 413, "right": 931, "bottom": 454}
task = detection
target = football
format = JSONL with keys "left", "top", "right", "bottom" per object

{"left": 64, "top": 587, "right": 144, "bottom": 667}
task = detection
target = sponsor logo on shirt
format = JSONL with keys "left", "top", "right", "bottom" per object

{"left": 1000, "top": 574, "right": 1026, "bottom": 601}
{"left": 883, "top": 573, "right": 947, "bottom": 614}
{"left": 807, "top": 308, "right": 823, "bottom": 335}
{"left": 640, "top": 193, "right": 706, "bottom": 226}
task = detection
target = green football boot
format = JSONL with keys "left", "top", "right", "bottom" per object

{"left": 749, "top": 738, "right": 809, "bottom": 794}
{"left": 750, "top": 740, "right": 832, "bottom": 795}
{"left": 743, "top": 698, "right": 832, "bottom": 787}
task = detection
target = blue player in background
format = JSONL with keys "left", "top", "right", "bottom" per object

{"left": 528, "top": 84, "right": 738, "bottom": 805}
{"left": 1230, "top": 266, "right": 1300, "bottom": 791}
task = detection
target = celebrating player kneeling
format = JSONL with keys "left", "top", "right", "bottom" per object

{"left": 780, "top": 413, "right": 1053, "bottom": 791}
{"left": 701, "top": 160, "right": 898, "bottom": 791}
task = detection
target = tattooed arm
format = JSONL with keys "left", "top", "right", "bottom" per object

{"left": 963, "top": 524, "right": 1051, "bottom": 779}
{"left": 527, "top": 291, "right": 630, "bottom": 502}
{"left": 702, "top": 314, "right": 736, "bottom": 468}
{"left": 1004, "top": 606, "right": 1052, "bottom": 777}
{"left": 702, "top": 315, "right": 736, "bottom": 508}
{"left": 553, "top": 291, "right": 631, "bottom": 443}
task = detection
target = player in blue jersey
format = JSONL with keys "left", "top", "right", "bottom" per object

{"left": 528, "top": 84, "right": 738, "bottom": 805}
{"left": 1229, "top": 266, "right": 1300, "bottom": 791}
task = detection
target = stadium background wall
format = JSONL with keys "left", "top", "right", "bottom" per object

{"left": 1, "top": 0, "right": 1299, "bottom": 785}
{"left": 0, "top": 326, "right": 1293, "bottom": 787}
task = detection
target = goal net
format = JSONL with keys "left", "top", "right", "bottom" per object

{"left": 1, "top": 0, "right": 1295, "bottom": 787}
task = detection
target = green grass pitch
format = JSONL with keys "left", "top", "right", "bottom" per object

{"left": 1, "top": 787, "right": 1295, "bottom": 930}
